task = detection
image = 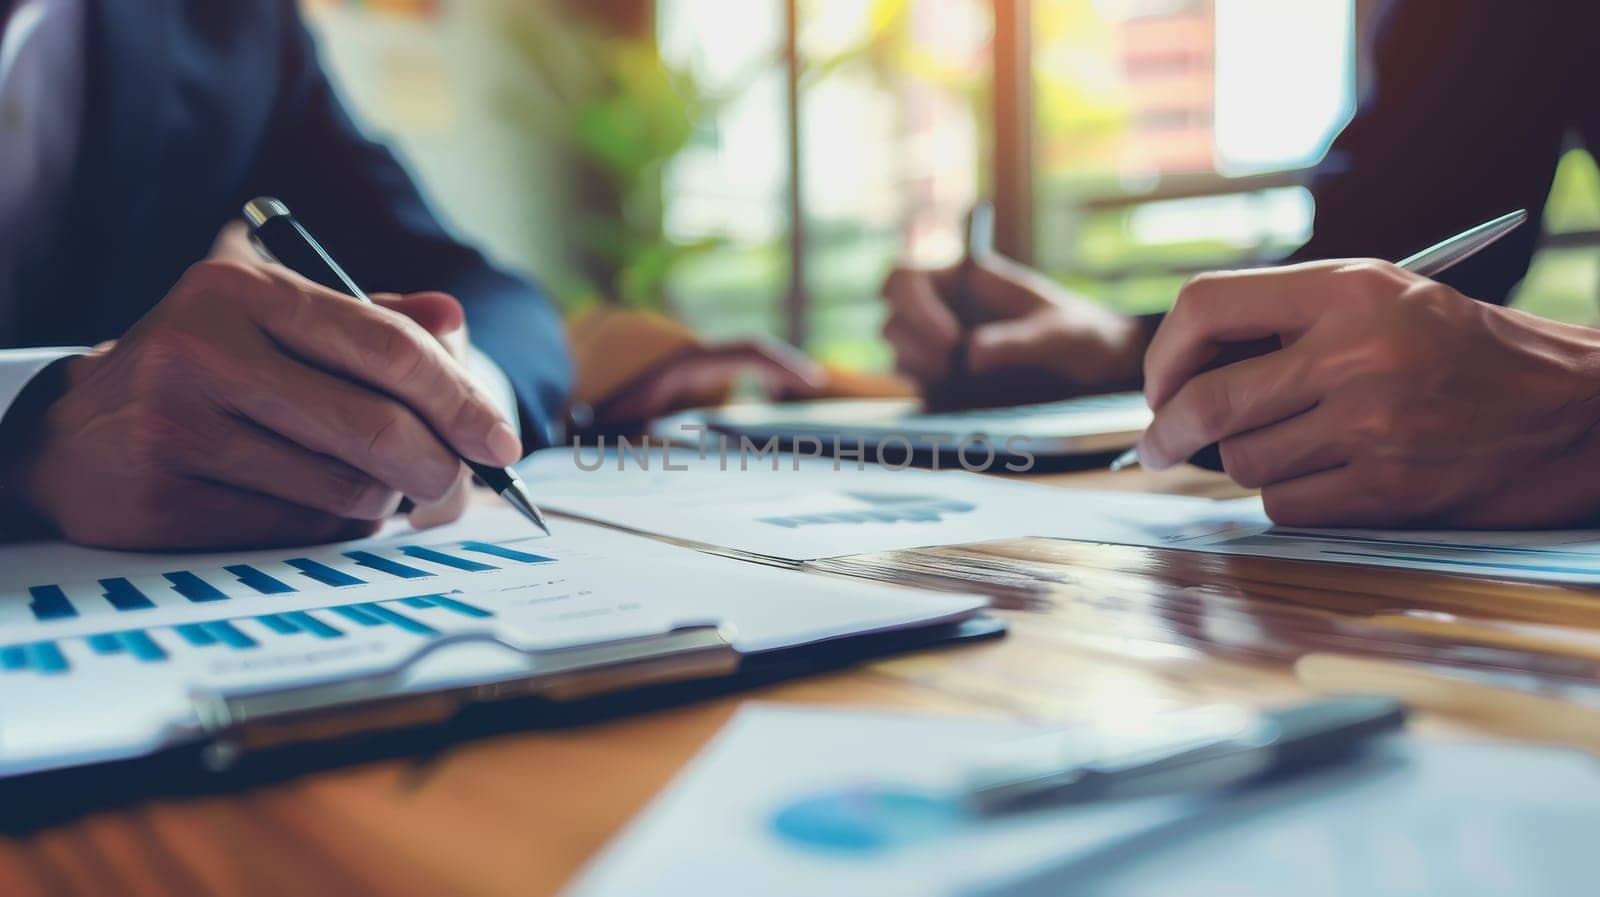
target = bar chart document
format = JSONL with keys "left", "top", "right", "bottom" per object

{"left": 0, "top": 512, "right": 984, "bottom": 779}
{"left": 525, "top": 449, "right": 1600, "bottom": 584}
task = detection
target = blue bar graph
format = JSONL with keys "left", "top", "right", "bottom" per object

{"left": 425, "top": 595, "right": 494, "bottom": 619}
{"left": 226, "top": 564, "right": 296, "bottom": 595}
{"left": 28, "top": 642, "right": 68, "bottom": 675}
{"left": 286, "top": 559, "right": 365, "bottom": 587}
{"left": 363, "top": 604, "right": 437, "bottom": 636}
{"left": 166, "top": 572, "right": 229, "bottom": 603}
{"left": 27, "top": 585, "right": 77, "bottom": 621}
{"left": 399, "top": 546, "right": 496, "bottom": 572}
{"left": 332, "top": 605, "right": 383, "bottom": 627}
{"left": 284, "top": 611, "right": 343, "bottom": 639}
{"left": 101, "top": 578, "right": 156, "bottom": 611}
{"left": 88, "top": 633, "right": 123, "bottom": 655}
{"left": 203, "top": 621, "right": 257, "bottom": 649}
{"left": 1, "top": 645, "right": 26, "bottom": 671}
{"left": 120, "top": 630, "right": 167, "bottom": 661}
{"left": 256, "top": 613, "right": 299, "bottom": 635}
{"left": 344, "top": 551, "right": 433, "bottom": 580}
{"left": 175, "top": 623, "right": 218, "bottom": 647}
{"left": 460, "top": 541, "right": 554, "bottom": 564}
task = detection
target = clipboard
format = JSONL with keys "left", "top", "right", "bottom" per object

{"left": 0, "top": 613, "right": 1004, "bottom": 833}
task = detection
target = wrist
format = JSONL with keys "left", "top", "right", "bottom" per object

{"left": 0, "top": 354, "right": 96, "bottom": 538}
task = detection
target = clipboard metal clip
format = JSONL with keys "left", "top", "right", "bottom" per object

{"left": 188, "top": 624, "right": 739, "bottom": 771}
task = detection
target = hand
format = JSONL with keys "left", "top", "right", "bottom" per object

{"left": 880, "top": 255, "right": 1147, "bottom": 408}
{"left": 214, "top": 221, "right": 480, "bottom": 531}
{"left": 1139, "top": 260, "right": 1600, "bottom": 528}
{"left": 14, "top": 243, "right": 521, "bottom": 550}
{"left": 593, "top": 339, "right": 825, "bottom": 425}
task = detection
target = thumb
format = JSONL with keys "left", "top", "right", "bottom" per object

{"left": 966, "top": 313, "right": 1058, "bottom": 373}
{"left": 374, "top": 291, "right": 465, "bottom": 337}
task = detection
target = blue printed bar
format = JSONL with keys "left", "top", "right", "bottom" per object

{"left": 283, "top": 611, "right": 342, "bottom": 639}
{"left": 204, "top": 621, "right": 257, "bottom": 649}
{"left": 332, "top": 605, "right": 383, "bottom": 627}
{"left": 460, "top": 541, "right": 554, "bottom": 564}
{"left": 28, "top": 642, "right": 68, "bottom": 675}
{"left": 256, "top": 613, "right": 299, "bottom": 635}
{"left": 226, "top": 564, "right": 296, "bottom": 595}
{"left": 175, "top": 623, "right": 218, "bottom": 647}
{"left": 165, "top": 571, "right": 229, "bottom": 603}
{"left": 426, "top": 595, "right": 494, "bottom": 619}
{"left": 400, "top": 596, "right": 435, "bottom": 609}
{"left": 344, "top": 551, "right": 434, "bottom": 580}
{"left": 120, "top": 630, "right": 168, "bottom": 661}
{"left": 27, "top": 585, "right": 77, "bottom": 621}
{"left": 101, "top": 578, "right": 156, "bottom": 611}
{"left": 399, "top": 546, "right": 496, "bottom": 573}
{"left": 286, "top": 559, "right": 365, "bottom": 587}
{"left": 88, "top": 633, "right": 123, "bottom": 655}
{"left": 364, "top": 604, "right": 437, "bottom": 636}
{"left": 1, "top": 645, "right": 26, "bottom": 670}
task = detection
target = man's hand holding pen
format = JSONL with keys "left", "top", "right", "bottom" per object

{"left": 1138, "top": 260, "right": 1600, "bottom": 529}
{"left": 7, "top": 225, "right": 522, "bottom": 550}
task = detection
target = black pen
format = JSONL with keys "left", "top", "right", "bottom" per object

{"left": 243, "top": 197, "right": 551, "bottom": 536}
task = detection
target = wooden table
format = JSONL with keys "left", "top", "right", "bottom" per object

{"left": 5, "top": 467, "right": 1598, "bottom": 896}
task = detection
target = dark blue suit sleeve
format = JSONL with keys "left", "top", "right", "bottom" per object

{"left": 240, "top": 4, "right": 572, "bottom": 450}
{"left": 1292, "top": 0, "right": 1586, "bottom": 303}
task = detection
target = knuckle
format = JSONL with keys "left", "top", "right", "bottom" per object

{"left": 363, "top": 406, "right": 412, "bottom": 461}
{"left": 328, "top": 472, "right": 396, "bottom": 519}
{"left": 1261, "top": 488, "right": 1316, "bottom": 527}
{"left": 123, "top": 411, "right": 191, "bottom": 469}
{"left": 369, "top": 315, "right": 432, "bottom": 386}
{"left": 1188, "top": 378, "right": 1236, "bottom": 440}
{"left": 1219, "top": 439, "right": 1265, "bottom": 488}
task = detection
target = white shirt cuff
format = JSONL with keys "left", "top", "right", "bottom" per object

{"left": 0, "top": 348, "right": 87, "bottom": 427}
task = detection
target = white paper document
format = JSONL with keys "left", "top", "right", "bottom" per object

{"left": 521, "top": 446, "right": 1210, "bottom": 562}
{"left": 525, "top": 448, "right": 1600, "bottom": 584}
{"left": 0, "top": 512, "right": 984, "bottom": 779}
{"left": 567, "top": 706, "right": 1600, "bottom": 897}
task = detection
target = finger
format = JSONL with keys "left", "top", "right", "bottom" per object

{"left": 407, "top": 465, "right": 472, "bottom": 530}
{"left": 209, "top": 220, "right": 265, "bottom": 266}
{"left": 960, "top": 256, "right": 1066, "bottom": 320}
{"left": 1216, "top": 406, "right": 1347, "bottom": 489}
{"left": 883, "top": 314, "right": 951, "bottom": 382}
{"left": 1145, "top": 260, "right": 1400, "bottom": 409}
{"left": 882, "top": 269, "right": 961, "bottom": 353}
{"left": 374, "top": 291, "right": 465, "bottom": 337}
{"left": 224, "top": 268, "right": 520, "bottom": 466}
{"left": 705, "top": 340, "right": 826, "bottom": 393}
{"left": 223, "top": 354, "right": 467, "bottom": 503}
{"left": 181, "top": 418, "right": 403, "bottom": 520}
{"left": 141, "top": 479, "right": 380, "bottom": 551}
{"left": 966, "top": 312, "right": 1058, "bottom": 373}
{"left": 1138, "top": 345, "right": 1321, "bottom": 470}
{"left": 1259, "top": 467, "right": 1394, "bottom": 529}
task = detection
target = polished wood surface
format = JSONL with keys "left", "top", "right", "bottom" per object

{"left": 5, "top": 467, "right": 1599, "bottom": 896}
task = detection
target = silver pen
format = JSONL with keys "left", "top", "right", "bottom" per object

{"left": 1109, "top": 208, "right": 1529, "bottom": 472}
{"left": 243, "top": 197, "right": 552, "bottom": 535}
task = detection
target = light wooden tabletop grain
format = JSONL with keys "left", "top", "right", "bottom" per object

{"left": 4, "top": 466, "right": 1596, "bottom": 897}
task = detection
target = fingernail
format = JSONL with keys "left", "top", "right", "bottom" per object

{"left": 487, "top": 421, "right": 522, "bottom": 466}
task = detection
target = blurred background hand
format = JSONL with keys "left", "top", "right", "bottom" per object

{"left": 881, "top": 254, "right": 1148, "bottom": 409}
